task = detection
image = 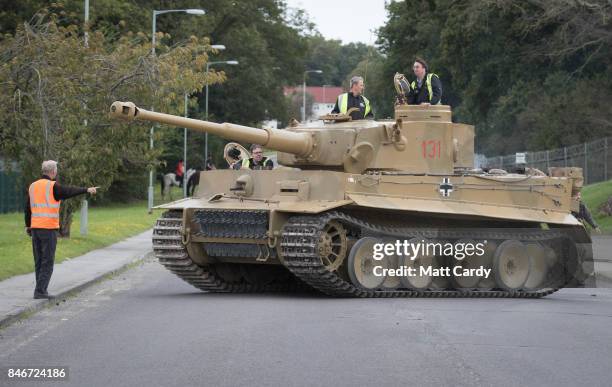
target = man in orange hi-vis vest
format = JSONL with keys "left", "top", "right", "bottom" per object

{"left": 24, "top": 160, "right": 98, "bottom": 299}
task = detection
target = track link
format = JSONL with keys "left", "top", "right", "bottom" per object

{"left": 153, "top": 211, "right": 305, "bottom": 293}
{"left": 281, "top": 212, "right": 572, "bottom": 298}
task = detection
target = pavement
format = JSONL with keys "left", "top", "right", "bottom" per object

{"left": 0, "top": 230, "right": 152, "bottom": 328}
{"left": 0, "top": 230, "right": 611, "bottom": 329}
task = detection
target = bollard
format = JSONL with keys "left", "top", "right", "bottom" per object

{"left": 80, "top": 199, "right": 88, "bottom": 236}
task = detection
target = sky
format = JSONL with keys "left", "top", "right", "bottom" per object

{"left": 284, "top": 0, "right": 389, "bottom": 45}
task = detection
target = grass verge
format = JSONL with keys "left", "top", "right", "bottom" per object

{"left": 0, "top": 186, "right": 184, "bottom": 281}
{"left": 582, "top": 180, "right": 612, "bottom": 234}
{"left": 0, "top": 201, "right": 157, "bottom": 281}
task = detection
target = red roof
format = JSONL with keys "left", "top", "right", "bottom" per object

{"left": 284, "top": 86, "right": 344, "bottom": 104}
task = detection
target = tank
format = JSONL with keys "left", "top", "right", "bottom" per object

{"left": 109, "top": 101, "right": 594, "bottom": 297}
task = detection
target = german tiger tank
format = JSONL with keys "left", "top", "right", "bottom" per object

{"left": 110, "top": 101, "right": 594, "bottom": 297}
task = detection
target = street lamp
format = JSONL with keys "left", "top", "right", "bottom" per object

{"left": 302, "top": 70, "right": 322, "bottom": 122}
{"left": 148, "top": 8, "right": 205, "bottom": 213}
{"left": 183, "top": 44, "right": 226, "bottom": 198}
{"left": 204, "top": 60, "right": 239, "bottom": 163}
{"left": 152, "top": 9, "right": 206, "bottom": 55}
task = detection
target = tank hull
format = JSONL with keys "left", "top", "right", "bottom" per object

{"left": 151, "top": 169, "right": 594, "bottom": 297}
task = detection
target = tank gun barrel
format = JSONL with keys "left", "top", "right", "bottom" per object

{"left": 110, "top": 101, "right": 313, "bottom": 157}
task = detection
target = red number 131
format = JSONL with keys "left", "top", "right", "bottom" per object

{"left": 422, "top": 140, "right": 441, "bottom": 159}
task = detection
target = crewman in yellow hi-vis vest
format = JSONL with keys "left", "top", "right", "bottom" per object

{"left": 233, "top": 144, "right": 274, "bottom": 170}
{"left": 407, "top": 57, "right": 443, "bottom": 105}
{"left": 24, "top": 160, "right": 98, "bottom": 299}
{"left": 331, "top": 76, "right": 374, "bottom": 120}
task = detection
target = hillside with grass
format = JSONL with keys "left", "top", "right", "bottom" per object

{"left": 581, "top": 180, "right": 612, "bottom": 233}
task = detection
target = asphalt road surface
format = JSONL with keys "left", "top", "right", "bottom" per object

{"left": 1, "top": 256, "right": 611, "bottom": 387}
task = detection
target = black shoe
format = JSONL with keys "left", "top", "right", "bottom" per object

{"left": 33, "top": 292, "right": 54, "bottom": 300}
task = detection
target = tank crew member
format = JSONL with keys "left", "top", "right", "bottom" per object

{"left": 407, "top": 57, "right": 442, "bottom": 105}
{"left": 24, "top": 160, "right": 98, "bottom": 299}
{"left": 572, "top": 192, "right": 600, "bottom": 233}
{"left": 331, "top": 76, "right": 373, "bottom": 120}
{"left": 234, "top": 144, "right": 273, "bottom": 170}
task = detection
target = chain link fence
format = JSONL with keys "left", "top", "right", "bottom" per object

{"left": 0, "top": 159, "right": 23, "bottom": 214}
{"left": 482, "top": 137, "right": 611, "bottom": 185}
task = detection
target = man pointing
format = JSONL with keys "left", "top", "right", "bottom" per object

{"left": 24, "top": 160, "right": 98, "bottom": 299}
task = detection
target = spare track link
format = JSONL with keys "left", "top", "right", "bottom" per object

{"left": 153, "top": 211, "right": 303, "bottom": 293}
{"left": 280, "top": 211, "right": 570, "bottom": 298}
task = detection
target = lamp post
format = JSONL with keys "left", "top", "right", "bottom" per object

{"left": 183, "top": 44, "right": 226, "bottom": 198}
{"left": 149, "top": 8, "right": 205, "bottom": 213}
{"left": 84, "top": 0, "right": 89, "bottom": 47}
{"left": 152, "top": 9, "right": 205, "bottom": 55}
{"left": 183, "top": 92, "right": 188, "bottom": 198}
{"left": 204, "top": 60, "right": 239, "bottom": 163}
{"left": 302, "top": 70, "right": 322, "bottom": 122}
{"left": 81, "top": 0, "right": 90, "bottom": 235}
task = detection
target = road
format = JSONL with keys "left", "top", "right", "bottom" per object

{"left": 1, "top": 256, "right": 612, "bottom": 387}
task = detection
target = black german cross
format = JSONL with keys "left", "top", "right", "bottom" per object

{"left": 439, "top": 178, "right": 453, "bottom": 197}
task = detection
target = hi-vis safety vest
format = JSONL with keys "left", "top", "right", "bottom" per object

{"left": 29, "top": 179, "right": 61, "bottom": 229}
{"left": 411, "top": 73, "right": 441, "bottom": 104}
{"left": 241, "top": 157, "right": 270, "bottom": 170}
{"left": 337, "top": 93, "right": 371, "bottom": 117}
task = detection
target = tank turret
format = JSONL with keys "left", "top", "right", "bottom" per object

{"left": 110, "top": 101, "right": 474, "bottom": 173}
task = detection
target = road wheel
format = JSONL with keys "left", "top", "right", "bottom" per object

{"left": 400, "top": 237, "right": 435, "bottom": 290}
{"left": 477, "top": 240, "right": 497, "bottom": 290}
{"left": 317, "top": 220, "right": 348, "bottom": 272}
{"left": 347, "top": 237, "right": 386, "bottom": 289}
{"left": 523, "top": 242, "right": 549, "bottom": 290}
{"left": 381, "top": 247, "right": 401, "bottom": 289}
{"left": 493, "top": 240, "right": 530, "bottom": 290}
{"left": 452, "top": 239, "right": 489, "bottom": 290}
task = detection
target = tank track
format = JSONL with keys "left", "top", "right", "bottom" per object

{"left": 281, "top": 211, "right": 573, "bottom": 298}
{"left": 152, "top": 211, "right": 304, "bottom": 293}
{"left": 193, "top": 209, "right": 278, "bottom": 260}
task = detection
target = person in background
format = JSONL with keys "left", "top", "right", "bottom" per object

{"left": 205, "top": 156, "right": 216, "bottom": 171}
{"left": 573, "top": 191, "right": 600, "bottom": 233}
{"left": 175, "top": 159, "right": 184, "bottom": 187}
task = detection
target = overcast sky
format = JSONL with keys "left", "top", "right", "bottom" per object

{"left": 284, "top": 0, "right": 389, "bottom": 45}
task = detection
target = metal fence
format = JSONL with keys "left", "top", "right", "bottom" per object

{"left": 0, "top": 160, "right": 23, "bottom": 214}
{"left": 483, "top": 137, "right": 611, "bottom": 185}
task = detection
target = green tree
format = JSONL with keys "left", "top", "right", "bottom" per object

{"left": 375, "top": 0, "right": 612, "bottom": 154}
{"left": 0, "top": 10, "right": 224, "bottom": 235}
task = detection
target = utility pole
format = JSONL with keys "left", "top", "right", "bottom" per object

{"left": 81, "top": 0, "right": 90, "bottom": 235}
